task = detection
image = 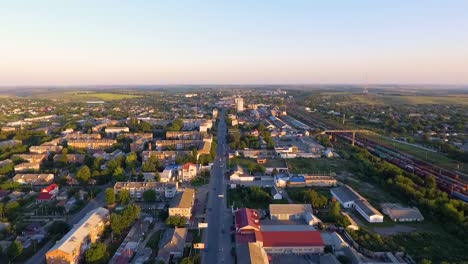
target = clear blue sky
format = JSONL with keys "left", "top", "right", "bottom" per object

{"left": 1, "top": 0, "right": 467, "bottom": 85}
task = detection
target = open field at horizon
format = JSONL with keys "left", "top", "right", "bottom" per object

{"left": 35, "top": 91, "right": 142, "bottom": 101}
{"left": 348, "top": 94, "right": 468, "bottom": 105}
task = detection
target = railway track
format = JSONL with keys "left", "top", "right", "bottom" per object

{"left": 288, "top": 106, "right": 468, "bottom": 202}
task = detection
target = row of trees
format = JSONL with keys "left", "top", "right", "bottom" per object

{"left": 110, "top": 204, "right": 141, "bottom": 237}
{"left": 348, "top": 146, "right": 468, "bottom": 242}
{"left": 105, "top": 188, "right": 131, "bottom": 205}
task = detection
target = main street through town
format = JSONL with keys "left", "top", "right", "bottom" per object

{"left": 202, "top": 109, "right": 233, "bottom": 264}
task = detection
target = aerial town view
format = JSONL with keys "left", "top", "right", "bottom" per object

{"left": 0, "top": 1, "right": 467, "bottom": 264}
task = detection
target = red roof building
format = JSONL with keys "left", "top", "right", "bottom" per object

{"left": 37, "top": 183, "right": 59, "bottom": 202}
{"left": 235, "top": 208, "right": 260, "bottom": 234}
{"left": 254, "top": 230, "right": 325, "bottom": 254}
{"left": 180, "top": 163, "right": 197, "bottom": 182}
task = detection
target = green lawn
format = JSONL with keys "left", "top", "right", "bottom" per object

{"left": 286, "top": 158, "right": 352, "bottom": 174}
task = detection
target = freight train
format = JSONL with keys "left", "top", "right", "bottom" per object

{"left": 288, "top": 106, "right": 468, "bottom": 202}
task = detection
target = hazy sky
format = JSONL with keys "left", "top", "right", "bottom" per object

{"left": 1, "top": 0, "right": 468, "bottom": 85}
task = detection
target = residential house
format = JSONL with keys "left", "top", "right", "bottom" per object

{"left": 180, "top": 163, "right": 197, "bottom": 182}
{"left": 37, "top": 184, "right": 59, "bottom": 202}
{"left": 271, "top": 187, "right": 283, "bottom": 200}
{"left": 160, "top": 165, "right": 177, "bottom": 183}
{"left": 156, "top": 228, "right": 188, "bottom": 263}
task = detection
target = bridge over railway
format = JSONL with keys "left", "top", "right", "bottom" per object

{"left": 318, "top": 129, "right": 376, "bottom": 146}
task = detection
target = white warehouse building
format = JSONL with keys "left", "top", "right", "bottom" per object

{"left": 331, "top": 185, "right": 384, "bottom": 223}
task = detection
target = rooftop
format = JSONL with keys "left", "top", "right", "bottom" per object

{"left": 170, "top": 188, "right": 195, "bottom": 208}
{"left": 269, "top": 204, "right": 312, "bottom": 215}
{"left": 48, "top": 207, "right": 109, "bottom": 255}
{"left": 354, "top": 200, "right": 383, "bottom": 217}
{"left": 331, "top": 185, "right": 363, "bottom": 203}
{"left": 255, "top": 230, "right": 324, "bottom": 247}
{"left": 235, "top": 208, "right": 260, "bottom": 230}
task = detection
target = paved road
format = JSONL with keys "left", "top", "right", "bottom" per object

{"left": 202, "top": 109, "right": 233, "bottom": 264}
{"left": 24, "top": 184, "right": 109, "bottom": 264}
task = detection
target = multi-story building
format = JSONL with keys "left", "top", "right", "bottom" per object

{"left": 168, "top": 188, "right": 195, "bottom": 219}
{"left": 180, "top": 163, "right": 197, "bottom": 182}
{"left": 63, "top": 133, "right": 102, "bottom": 140}
{"left": 53, "top": 154, "right": 85, "bottom": 164}
{"left": 113, "top": 182, "right": 178, "bottom": 201}
{"left": 14, "top": 162, "right": 41, "bottom": 173}
{"left": 235, "top": 96, "right": 244, "bottom": 112}
{"left": 127, "top": 133, "right": 153, "bottom": 152}
{"left": 12, "top": 154, "right": 47, "bottom": 163}
{"left": 67, "top": 139, "right": 116, "bottom": 150}
{"left": 142, "top": 151, "right": 191, "bottom": 165}
{"left": 45, "top": 207, "right": 109, "bottom": 264}
{"left": 29, "top": 145, "right": 63, "bottom": 154}
{"left": 166, "top": 131, "right": 203, "bottom": 140}
{"left": 105, "top": 127, "right": 130, "bottom": 134}
{"left": 13, "top": 173, "right": 54, "bottom": 185}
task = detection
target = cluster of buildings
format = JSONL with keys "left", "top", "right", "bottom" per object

{"left": 234, "top": 204, "right": 325, "bottom": 263}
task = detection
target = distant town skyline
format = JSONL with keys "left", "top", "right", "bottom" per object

{"left": 1, "top": 1, "right": 468, "bottom": 86}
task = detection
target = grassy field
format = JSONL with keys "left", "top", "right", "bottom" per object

{"left": 39, "top": 91, "right": 142, "bottom": 101}
{"left": 286, "top": 158, "right": 353, "bottom": 174}
{"left": 348, "top": 94, "right": 468, "bottom": 105}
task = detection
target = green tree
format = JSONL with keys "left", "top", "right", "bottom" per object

{"left": 7, "top": 240, "right": 23, "bottom": 260}
{"left": 125, "top": 152, "right": 138, "bottom": 170}
{"left": 167, "top": 118, "right": 184, "bottom": 131}
{"left": 143, "top": 189, "right": 157, "bottom": 202}
{"left": 59, "top": 148, "right": 69, "bottom": 164}
{"left": 119, "top": 190, "right": 130, "bottom": 204}
{"left": 329, "top": 201, "right": 341, "bottom": 220}
{"left": 105, "top": 188, "right": 116, "bottom": 205}
{"left": 110, "top": 213, "right": 124, "bottom": 236}
{"left": 180, "top": 257, "right": 194, "bottom": 264}
{"left": 112, "top": 167, "right": 126, "bottom": 181}
{"left": 85, "top": 242, "right": 108, "bottom": 263}
{"left": 165, "top": 216, "right": 187, "bottom": 227}
{"left": 76, "top": 165, "right": 91, "bottom": 184}
{"left": 47, "top": 221, "right": 70, "bottom": 236}
{"left": 305, "top": 190, "right": 328, "bottom": 208}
